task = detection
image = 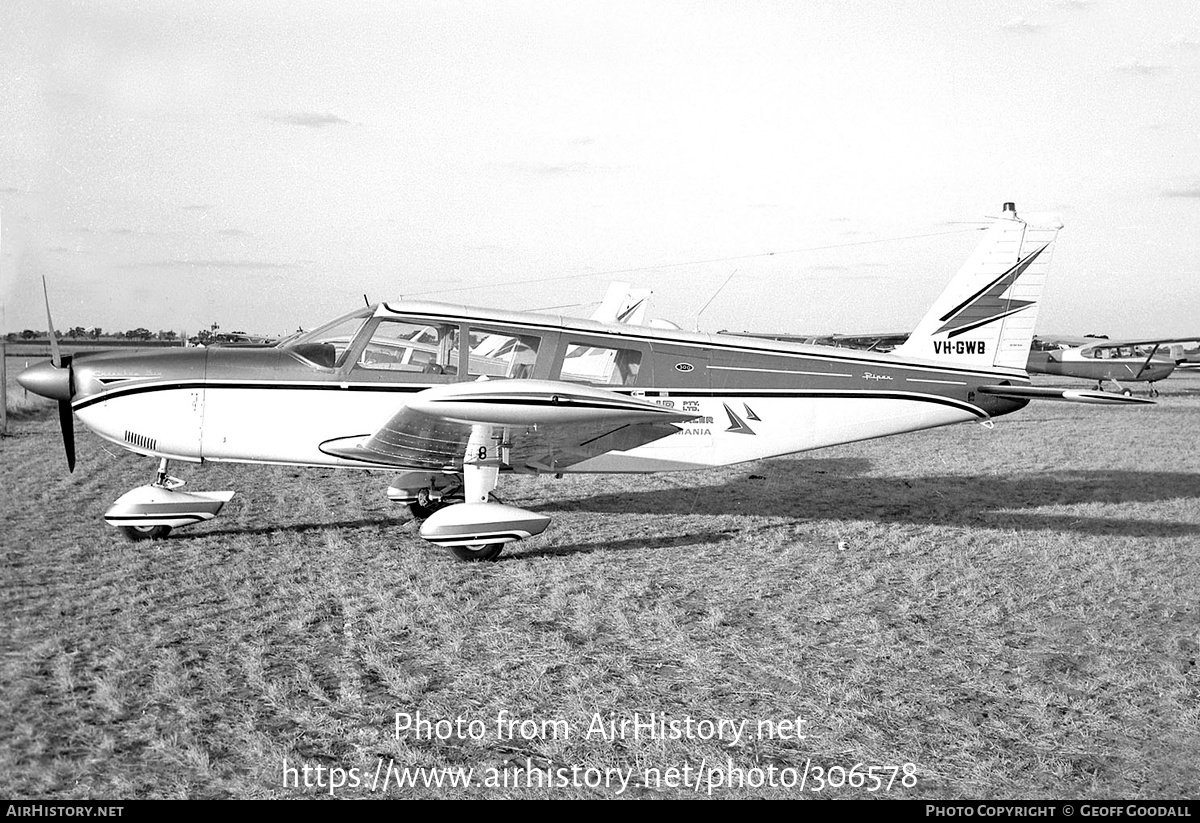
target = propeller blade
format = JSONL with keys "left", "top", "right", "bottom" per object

{"left": 42, "top": 277, "right": 62, "bottom": 368}
{"left": 58, "top": 398, "right": 76, "bottom": 472}
{"left": 39, "top": 278, "right": 77, "bottom": 470}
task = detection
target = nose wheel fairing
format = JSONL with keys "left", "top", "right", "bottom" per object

{"left": 104, "top": 461, "right": 234, "bottom": 540}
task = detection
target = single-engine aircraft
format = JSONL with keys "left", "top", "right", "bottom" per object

{"left": 1026, "top": 335, "right": 1200, "bottom": 396}
{"left": 18, "top": 203, "right": 1153, "bottom": 560}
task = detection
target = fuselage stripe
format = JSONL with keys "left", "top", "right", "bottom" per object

{"left": 78, "top": 379, "right": 993, "bottom": 420}
{"left": 709, "top": 366, "right": 853, "bottom": 377}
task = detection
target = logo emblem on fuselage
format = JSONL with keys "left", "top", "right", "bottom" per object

{"left": 723, "top": 403, "right": 760, "bottom": 435}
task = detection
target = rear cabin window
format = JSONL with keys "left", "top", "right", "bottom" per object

{"left": 467, "top": 329, "right": 541, "bottom": 378}
{"left": 560, "top": 342, "right": 642, "bottom": 385}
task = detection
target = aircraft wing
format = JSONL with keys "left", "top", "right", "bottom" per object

{"left": 718, "top": 330, "right": 910, "bottom": 351}
{"left": 977, "top": 385, "right": 1154, "bottom": 405}
{"left": 1076, "top": 335, "right": 1200, "bottom": 349}
{"left": 319, "top": 379, "right": 695, "bottom": 472}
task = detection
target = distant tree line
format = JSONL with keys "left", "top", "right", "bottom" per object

{"left": 4, "top": 322, "right": 278, "bottom": 347}
{"left": 5, "top": 328, "right": 179, "bottom": 342}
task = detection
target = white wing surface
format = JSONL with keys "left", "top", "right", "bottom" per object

{"left": 320, "top": 379, "right": 695, "bottom": 473}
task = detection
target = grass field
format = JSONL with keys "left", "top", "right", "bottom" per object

{"left": 2, "top": 362, "right": 1198, "bottom": 799}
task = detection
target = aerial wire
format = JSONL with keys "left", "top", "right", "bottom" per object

{"left": 403, "top": 226, "right": 984, "bottom": 302}
{"left": 695, "top": 269, "right": 737, "bottom": 331}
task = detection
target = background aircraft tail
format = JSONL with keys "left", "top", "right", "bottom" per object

{"left": 590, "top": 281, "right": 652, "bottom": 325}
{"left": 893, "top": 203, "right": 1062, "bottom": 373}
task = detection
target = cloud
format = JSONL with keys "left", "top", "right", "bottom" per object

{"left": 1000, "top": 17, "right": 1045, "bottom": 33}
{"left": 1114, "top": 59, "right": 1168, "bottom": 76}
{"left": 1166, "top": 36, "right": 1200, "bottom": 50}
{"left": 1162, "top": 183, "right": 1200, "bottom": 199}
{"left": 508, "top": 159, "right": 619, "bottom": 178}
{"left": 266, "top": 112, "right": 350, "bottom": 129}
{"left": 110, "top": 227, "right": 160, "bottom": 236}
{"left": 520, "top": 161, "right": 595, "bottom": 176}
{"left": 118, "top": 259, "right": 297, "bottom": 270}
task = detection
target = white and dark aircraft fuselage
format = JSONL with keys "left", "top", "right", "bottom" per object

{"left": 18, "top": 204, "right": 1153, "bottom": 559}
{"left": 60, "top": 305, "right": 1026, "bottom": 473}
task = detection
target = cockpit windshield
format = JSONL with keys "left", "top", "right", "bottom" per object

{"left": 279, "top": 306, "right": 373, "bottom": 368}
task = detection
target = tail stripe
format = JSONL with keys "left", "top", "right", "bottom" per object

{"left": 935, "top": 244, "right": 1046, "bottom": 330}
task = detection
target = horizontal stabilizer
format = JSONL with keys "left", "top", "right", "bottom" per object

{"left": 977, "top": 385, "right": 1154, "bottom": 405}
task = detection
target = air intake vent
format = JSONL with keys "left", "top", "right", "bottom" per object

{"left": 124, "top": 430, "right": 158, "bottom": 452}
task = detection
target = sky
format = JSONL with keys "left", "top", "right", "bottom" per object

{"left": 1, "top": 0, "right": 1197, "bottom": 339}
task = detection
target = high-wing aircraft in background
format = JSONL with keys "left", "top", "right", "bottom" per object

{"left": 1027, "top": 335, "right": 1200, "bottom": 396}
{"left": 723, "top": 330, "right": 1200, "bottom": 397}
{"left": 18, "top": 203, "right": 1153, "bottom": 561}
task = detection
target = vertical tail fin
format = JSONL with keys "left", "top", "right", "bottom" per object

{"left": 590, "top": 281, "right": 653, "bottom": 325}
{"left": 894, "top": 203, "right": 1062, "bottom": 372}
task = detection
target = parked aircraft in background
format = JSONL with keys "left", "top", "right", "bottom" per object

{"left": 1026, "top": 335, "right": 1200, "bottom": 396}
{"left": 19, "top": 203, "right": 1152, "bottom": 561}
{"left": 724, "top": 330, "right": 1200, "bottom": 397}
{"left": 1169, "top": 342, "right": 1200, "bottom": 371}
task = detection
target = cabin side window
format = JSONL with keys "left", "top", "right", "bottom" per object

{"left": 357, "top": 319, "right": 461, "bottom": 375}
{"left": 466, "top": 328, "right": 541, "bottom": 378}
{"left": 559, "top": 341, "right": 643, "bottom": 386}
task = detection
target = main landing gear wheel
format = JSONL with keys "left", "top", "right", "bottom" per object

{"left": 449, "top": 542, "right": 505, "bottom": 562}
{"left": 408, "top": 487, "right": 449, "bottom": 520}
{"left": 408, "top": 501, "right": 440, "bottom": 520}
{"left": 1122, "top": 388, "right": 1133, "bottom": 397}
{"left": 120, "top": 524, "right": 172, "bottom": 541}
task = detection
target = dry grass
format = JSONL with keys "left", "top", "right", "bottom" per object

{"left": 2, "top": 371, "right": 1198, "bottom": 798}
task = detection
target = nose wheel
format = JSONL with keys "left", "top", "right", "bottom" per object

{"left": 121, "top": 524, "right": 172, "bottom": 541}
{"left": 105, "top": 458, "right": 235, "bottom": 541}
{"left": 448, "top": 542, "right": 505, "bottom": 562}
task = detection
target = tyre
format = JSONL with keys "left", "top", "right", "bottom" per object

{"left": 408, "top": 501, "right": 440, "bottom": 520}
{"left": 120, "top": 524, "right": 172, "bottom": 541}
{"left": 448, "top": 542, "right": 504, "bottom": 562}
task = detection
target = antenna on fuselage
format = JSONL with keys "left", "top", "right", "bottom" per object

{"left": 695, "top": 269, "right": 738, "bottom": 332}
{"left": 363, "top": 293, "right": 370, "bottom": 307}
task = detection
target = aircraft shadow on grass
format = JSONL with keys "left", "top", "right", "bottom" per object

{"left": 531, "top": 457, "right": 1200, "bottom": 542}
{"left": 173, "top": 456, "right": 1200, "bottom": 552}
